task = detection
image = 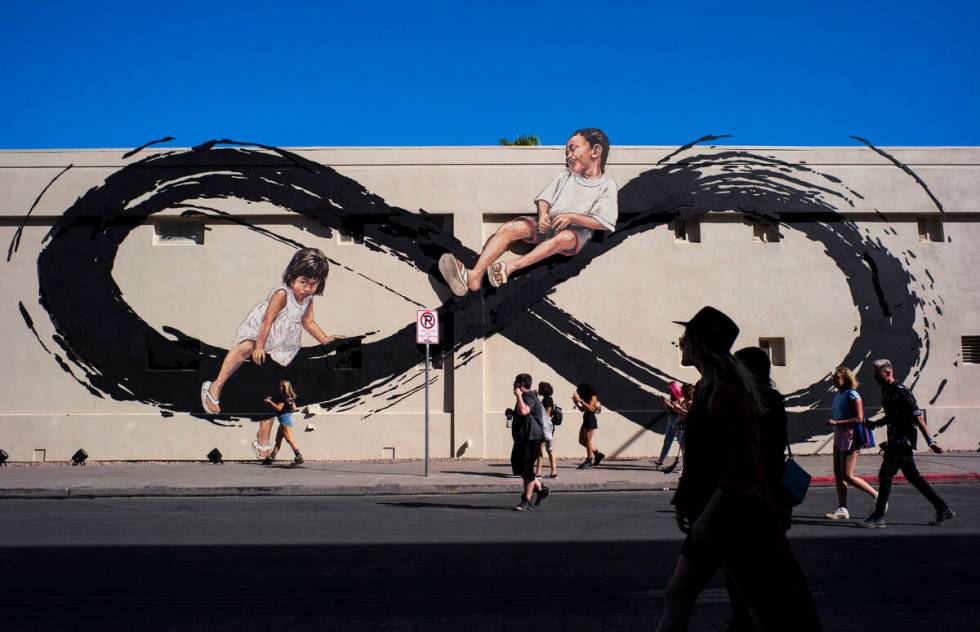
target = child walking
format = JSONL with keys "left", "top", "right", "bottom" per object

{"left": 573, "top": 382, "right": 605, "bottom": 469}
{"left": 264, "top": 380, "right": 303, "bottom": 465}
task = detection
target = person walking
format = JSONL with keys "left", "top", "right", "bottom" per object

{"left": 573, "top": 383, "right": 605, "bottom": 469}
{"left": 824, "top": 367, "right": 878, "bottom": 521}
{"left": 657, "top": 307, "right": 821, "bottom": 632}
{"left": 263, "top": 379, "right": 303, "bottom": 465}
{"left": 535, "top": 382, "right": 559, "bottom": 478}
{"left": 655, "top": 381, "right": 690, "bottom": 472}
{"left": 734, "top": 346, "right": 793, "bottom": 532}
{"left": 857, "top": 359, "right": 955, "bottom": 528}
{"left": 510, "top": 373, "right": 550, "bottom": 511}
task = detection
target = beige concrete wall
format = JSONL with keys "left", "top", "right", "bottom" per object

{"left": 1, "top": 145, "right": 978, "bottom": 461}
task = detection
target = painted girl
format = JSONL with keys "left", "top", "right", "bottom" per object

{"left": 200, "top": 248, "right": 342, "bottom": 414}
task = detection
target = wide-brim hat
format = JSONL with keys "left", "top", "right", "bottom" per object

{"left": 673, "top": 306, "right": 739, "bottom": 354}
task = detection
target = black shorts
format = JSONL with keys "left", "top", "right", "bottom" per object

{"left": 581, "top": 410, "right": 598, "bottom": 430}
{"left": 511, "top": 440, "right": 543, "bottom": 479}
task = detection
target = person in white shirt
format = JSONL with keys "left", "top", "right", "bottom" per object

{"left": 438, "top": 128, "right": 618, "bottom": 295}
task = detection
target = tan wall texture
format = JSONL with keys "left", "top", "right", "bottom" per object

{"left": 1, "top": 145, "right": 978, "bottom": 461}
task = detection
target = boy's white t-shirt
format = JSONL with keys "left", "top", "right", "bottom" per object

{"left": 534, "top": 170, "right": 619, "bottom": 232}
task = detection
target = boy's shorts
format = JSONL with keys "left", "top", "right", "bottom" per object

{"left": 277, "top": 413, "right": 294, "bottom": 428}
{"left": 516, "top": 216, "right": 592, "bottom": 256}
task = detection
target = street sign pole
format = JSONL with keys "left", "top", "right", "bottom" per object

{"left": 424, "top": 342, "right": 430, "bottom": 477}
{"left": 416, "top": 309, "right": 439, "bottom": 479}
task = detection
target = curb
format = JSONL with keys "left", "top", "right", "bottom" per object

{"left": 0, "top": 472, "right": 975, "bottom": 499}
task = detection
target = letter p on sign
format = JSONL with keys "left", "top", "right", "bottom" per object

{"left": 416, "top": 309, "right": 440, "bottom": 345}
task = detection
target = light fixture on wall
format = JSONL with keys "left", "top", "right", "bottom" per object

{"left": 0, "top": 449, "right": 8, "bottom": 466}
{"left": 71, "top": 449, "right": 88, "bottom": 466}
{"left": 206, "top": 448, "right": 223, "bottom": 464}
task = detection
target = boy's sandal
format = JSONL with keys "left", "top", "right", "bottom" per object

{"left": 438, "top": 253, "right": 469, "bottom": 297}
{"left": 200, "top": 381, "right": 220, "bottom": 414}
{"left": 486, "top": 261, "right": 509, "bottom": 288}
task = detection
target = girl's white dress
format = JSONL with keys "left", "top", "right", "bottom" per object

{"left": 234, "top": 284, "right": 312, "bottom": 366}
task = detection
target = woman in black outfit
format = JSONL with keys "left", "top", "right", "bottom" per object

{"left": 656, "top": 307, "right": 821, "bottom": 632}
{"left": 573, "top": 382, "right": 605, "bottom": 468}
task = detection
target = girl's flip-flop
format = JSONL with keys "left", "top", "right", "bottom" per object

{"left": 438, "top": 253, "right": 469, "bottom": 297}
{"left": 200, "top": 381, "right": 220, "bottom": 414}
{"left": 486, "top": 261, "right": 508, "bottom": 288}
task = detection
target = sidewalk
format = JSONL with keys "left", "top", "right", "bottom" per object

{"left": 1, "top": 453, "right": 977, "bottom": 499}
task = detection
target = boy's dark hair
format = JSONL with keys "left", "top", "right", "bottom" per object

{"left": 538, "top": 382, "right": 554, "bottom": 397}
{"left": 573, "top": 128, "right": 610, "bottom": 171}
{"left": 515, "top": 373, "right": 533, "bottom": 390}
{"left": 283, "top": 248, "right": 329, "bottom": 296}
{"left": 734, "top": 346, "right": 774, "bottom": 390}
{"left": 576, "top": 382, "right": 597, "bottom": 401}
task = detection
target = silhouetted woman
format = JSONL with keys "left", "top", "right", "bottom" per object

{"left": 657, "top": 307, "right": 821, "bottom": 632}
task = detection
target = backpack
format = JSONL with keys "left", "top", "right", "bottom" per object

{"left": 551, "top": 404, "right": 564, "bottom": 426}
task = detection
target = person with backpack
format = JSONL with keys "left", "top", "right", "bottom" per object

{"left": 823, "top": 367, "right": 878, "bottom": 520}
{"left": 858, "top": 359, "right": 955, "bottom": 528}
{"left": 510, "top": 373, "right": 550, "bottom": 511}
{"left": 535, "top": 382, "right": 561, "bottom": 479}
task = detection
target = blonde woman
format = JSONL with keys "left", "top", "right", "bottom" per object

{"left": 264, "top": 380, "right": 303, "bottom": 465}
{"left": 824, "top": 367, "right": 878, "bottom": 519}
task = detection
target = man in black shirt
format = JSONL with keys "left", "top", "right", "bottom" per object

{"left": 858, "top": 359, "right": 955, "bottom": 528}
{"left": 510, "top": 373, "right": 550, "bottom": 511}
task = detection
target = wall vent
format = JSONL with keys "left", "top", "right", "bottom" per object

{"left": 963, "top": 336, "right": 980, "bottom": 364}
{"left": 917, "top": 215, "right": 944, "bottom": 242}
{"left": 759, "top": 337, "right": 786, "bottom": 366}
{"left": 672, "top": 218, "right": 701, "bottom": 243}
{"left": 153, "top": 218, "right": 204, "bottom": 245}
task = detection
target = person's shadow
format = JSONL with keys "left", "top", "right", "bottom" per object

{"left": 380, "top": 500, "right": 513, "bottom": 511}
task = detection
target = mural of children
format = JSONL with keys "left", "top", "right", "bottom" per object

{"left": 438, "top": 128, "right": 618, "bottom": 295}
{"left": 573, "top": 382, "right": 606, "bottom": 469}
{"left": 264, "top": 380, "right": 303, "bottom": 465}
{"left": 200, "top": 248, "right": 342, "bottom": 415}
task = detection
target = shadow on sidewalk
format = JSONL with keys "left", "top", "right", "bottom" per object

{"left": 441, "top": 470, "right": 516, "bottom": 479}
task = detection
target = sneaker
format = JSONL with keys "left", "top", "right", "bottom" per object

{"left": 856, "top": 515, "right": 886, "bottom": 529}
{"left": 534, "top": 486, "right": 551, "bottom": 506}
{"left": 514, "top": 499, "right": 533, "bottom": 511}
{"left": 577, "top": 460, "right": 594, "bottom": 470}
{"left": 929, "top": 507, "right": 956, "bottom": 526}
{"left": 252, "top": 441, "right": 274, "bottom": 459}
{"left": 825, "top": 507, "right": 850, "bottom": 520}
{"left": 293, "top": 453, "right": 304, "bottom": 465}
{"left": 593, "top": 451, "right": 606, "bottom": 467}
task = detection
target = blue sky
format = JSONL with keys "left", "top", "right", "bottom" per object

{"left": 1, "top": 0, "right": 978, "bottom": 148}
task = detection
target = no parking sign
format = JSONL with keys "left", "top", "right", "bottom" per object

{"left": 416, "top": 309, "right": 440, "bottom": 345}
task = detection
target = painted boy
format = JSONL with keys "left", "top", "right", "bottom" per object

{"left": 438, "top": 128, "right": 618, "bottom": 294}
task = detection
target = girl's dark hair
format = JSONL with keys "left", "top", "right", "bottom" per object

{"left": 283, "top": 248, "right": 329, "bottom": 296}
{"left": 573, "top": 128, "right": 610, "bottom": 171}
{"left": 576, "top": 382, "right": 597, "bottom": 401}
{"left": 538, "top": 382, "right": 554, "bottom": 397}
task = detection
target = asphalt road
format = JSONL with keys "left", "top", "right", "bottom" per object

{"left": 1, "top": 485, "right": 976, "bottom": 631}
